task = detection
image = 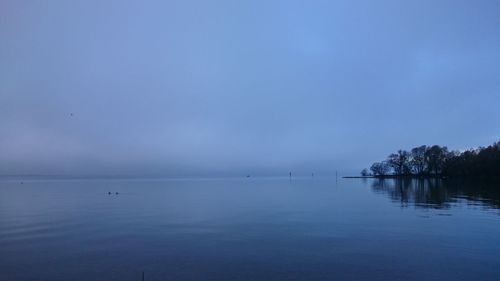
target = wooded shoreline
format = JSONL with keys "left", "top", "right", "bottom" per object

{"left": 360, "top": 141, "right": 500, "bottom": 180}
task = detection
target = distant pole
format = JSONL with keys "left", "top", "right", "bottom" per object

{"left": 142, "top": 271, "right": 144, "bottom": 281}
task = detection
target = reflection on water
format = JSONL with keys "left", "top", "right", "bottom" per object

{"left": 371, "top": 178, "right": 500, "bottom": 210}
{"left": 1, "top": 177, "right": 500, "bottom": 281}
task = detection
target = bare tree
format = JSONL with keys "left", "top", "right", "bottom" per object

{"left": 411, "top": 145, "right": 427, "bottom": 175}
{"left": 370, "top": 162, "right": 391, "bottom": 176}
{"left": 387, "top": 150, "right": 411, "bottom": 175}
{"left": 425, "top": 145, "right": 449, "bottom": 176}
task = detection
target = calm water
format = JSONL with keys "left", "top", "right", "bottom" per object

{"left": 1, "top": 177, "right": 500, "bottom": 281}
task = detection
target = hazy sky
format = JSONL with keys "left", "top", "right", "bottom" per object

{"left": 1, "top": 0, "right": 500, "bottom": 177}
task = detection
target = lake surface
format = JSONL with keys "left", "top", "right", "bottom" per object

{"left": 1, "top": 177, "right": 500, "bottom": 281}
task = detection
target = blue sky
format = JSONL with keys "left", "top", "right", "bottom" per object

{"left": 1, "top": 0, "right": 499, "bottom": 177}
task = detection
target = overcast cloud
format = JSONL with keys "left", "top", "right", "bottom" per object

{"left": 1, "top": 0, "right": 500, "bottom": 177}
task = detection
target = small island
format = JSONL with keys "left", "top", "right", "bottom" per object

{"left": 358, "top": 141, "right": 500, "bottom": 180}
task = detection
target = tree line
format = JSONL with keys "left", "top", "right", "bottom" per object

{"left": 361, "top": 141, "right": 500, "bottom": 179}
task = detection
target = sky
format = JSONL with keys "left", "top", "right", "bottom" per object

{"left": 1, "top": 0, "right": 500, "bottom": 177}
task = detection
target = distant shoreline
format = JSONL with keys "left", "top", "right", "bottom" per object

{"left": 343, "top": 175, "right": 500, "bottom": 182}
{"left": 361, "top": 141, "right": 499, "bottom": 180}
{"left": 343, "top": 175, "right": 448, "bottom": 179}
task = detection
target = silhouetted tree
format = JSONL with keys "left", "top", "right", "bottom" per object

{"left": 360, "top": 168, "right": 370, "bottom": 177}
{"left": 367, "top": 141, "right": 500, "bottom": 179}
{"left": 387, "top": 150, "right": 411, "bottom": 175}
{"left": 410, "top": 145, "right": 427, "bottom": 175}
{"left": 442, "top": 142, "right": 500, "bottom": 179}
{"left": 370, "top": 162, "right": 391, "bottom": 176}
{"left": 425, "top": 145, "right": 449, "bottom": 176}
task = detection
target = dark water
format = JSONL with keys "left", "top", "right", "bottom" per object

{"left": 1, "top": 177, "right": 500, "bottom": 281}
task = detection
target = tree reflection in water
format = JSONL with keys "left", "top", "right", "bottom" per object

{"left": 371, "top": 178, "right": 500, "bottom": 210}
